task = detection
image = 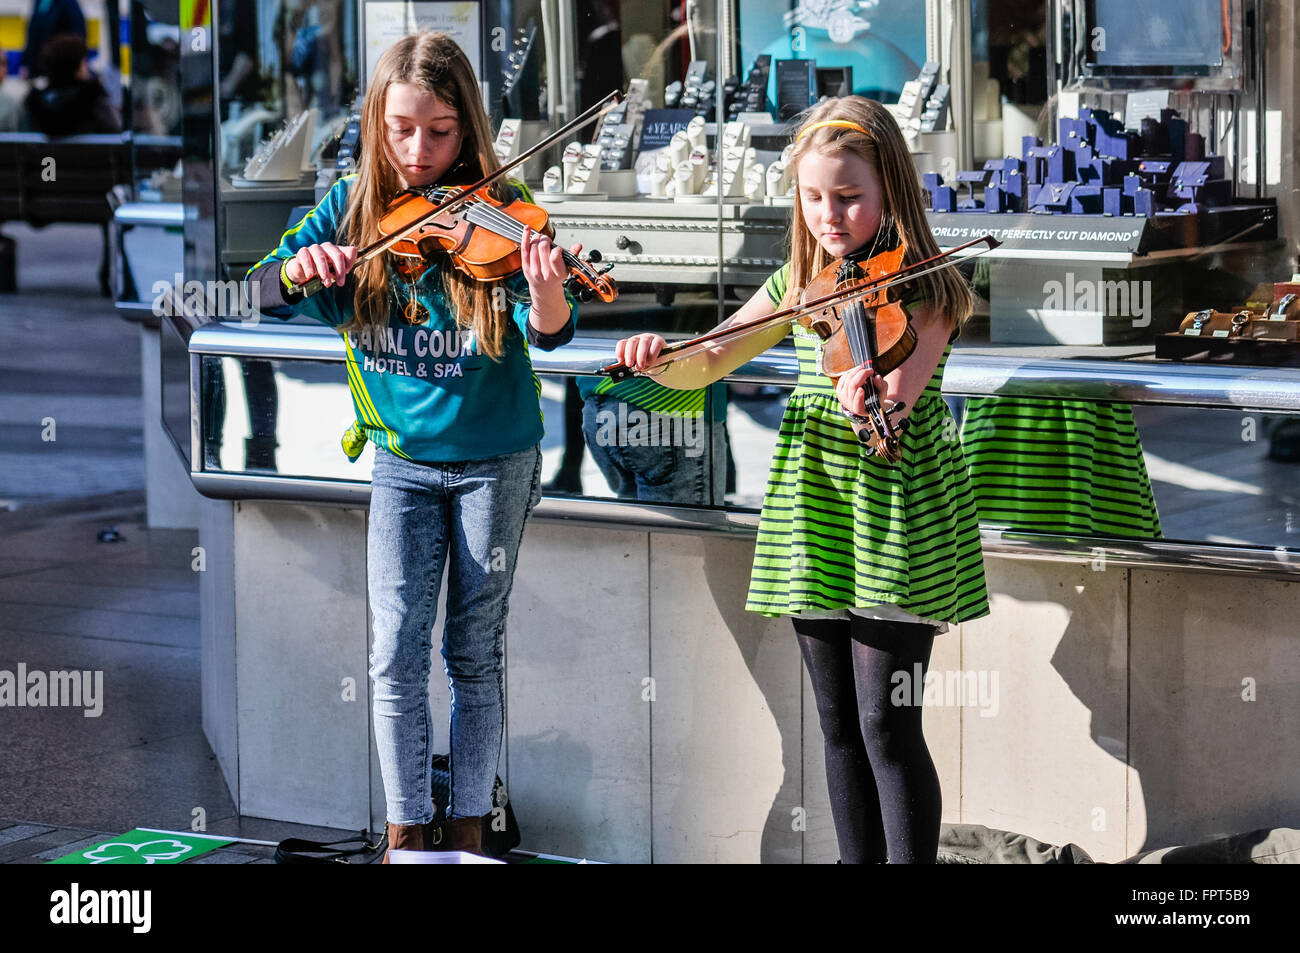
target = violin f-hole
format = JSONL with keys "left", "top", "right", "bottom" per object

{"left": 809, "top": 309, "right": 836, "bottom": 339}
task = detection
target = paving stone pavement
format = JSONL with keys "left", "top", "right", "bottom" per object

{"left": 0, "top": 225, "right": 362, "bottom": 864}
{"left": 0, "top": 223, "right": 145, "bottom": 510}
{"left": 0, "top": 496, "right": 369, "bottom": 864}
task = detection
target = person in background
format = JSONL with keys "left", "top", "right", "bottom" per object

{"left": 20, "top": 0, "right": 86, "bottom": 80}
{"left": 0, "top": 83, "right": 22, "bottom": 132}
{"left": 24, "top": 33, "right": 122, "bottom": 136}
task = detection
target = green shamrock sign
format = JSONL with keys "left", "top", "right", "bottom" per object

{"left": 49, "top": 829, "right": 235, "bottom": 864}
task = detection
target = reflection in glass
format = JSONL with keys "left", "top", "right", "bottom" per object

{"left": 200, "top": 355, "right": 370, "bottom": 479}
{"left": 959, "top": 397, "right": 1163, "bottom": 540}
{"left": 538, "top": 373, "right": 788, "bottom": 509}
{"left": 217, "top": 0, "right": 357, "bottom": 176}
{"left": 542, "top": 377, "right": 588, "bottom": 493}
{"left": 576, "top": 378, "right": 728, "bottom": 505}
{"left": 1133, "top": 406, "right": 1300, "bottom": 548}
{"left": 161, "top": 318, "right": 194, "bottom": 467}
{"left": 131, "top": 0, "right": 184, "bottom": 137}
{"left": 724, "top": 380, "right": 791, "bottom": 507}
{"left": 736, "top": 0, "right": 926, "bottom": 102}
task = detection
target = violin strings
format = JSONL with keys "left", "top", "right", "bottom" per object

{"left": 837, "top": 271, "right": 882, "bottom": 417}
{"left": 420, "top": 191, "right": 601, "bottom": 287}
{"left": 465, "top": 200, "right": 598, "bottom": 279}
{"left": 840, "top": 276, "right": 866, "bottom": 366}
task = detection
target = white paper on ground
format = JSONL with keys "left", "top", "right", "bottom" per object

{"left": 388, "top": 849, "right": 505, "bottom": 864}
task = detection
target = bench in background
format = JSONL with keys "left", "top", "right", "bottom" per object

{"left": 0, "top": 132, "right": 180, "bottom": 295}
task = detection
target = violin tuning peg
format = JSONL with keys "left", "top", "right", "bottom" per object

{"left": 586, "top": 249, "right": 603, "bottom": 264}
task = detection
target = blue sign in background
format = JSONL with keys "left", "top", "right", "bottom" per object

{"left": 738, "top": 0, "right": 927, "bottom": 103}
{"left": 638, "top": 109, "right": 697, "bottom": 150}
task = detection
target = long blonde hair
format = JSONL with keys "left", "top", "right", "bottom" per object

{"left": 339, "top": 32, "right": 514, "bottom": 360}
{"left": 782, "top": 97, "right": 973, "bottom": 331}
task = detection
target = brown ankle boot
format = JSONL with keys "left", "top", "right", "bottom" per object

{"left": 381, "top": 821, "right": 430, "bottom": 864}
{"left": 437, "top": 816, "right": 484, "bottom": 856}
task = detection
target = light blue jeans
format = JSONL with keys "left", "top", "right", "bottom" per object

{"left": 580, "top": 393, "right": 726, "bottom": 505}
{"left": 367, "top": 443, "right": 542, "bottom": 825}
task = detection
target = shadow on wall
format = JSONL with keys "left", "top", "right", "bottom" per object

{"left": 1050, "top": 568, "right": 1300, "bottom": 855}
{"left": 700, "top": 538, "right": 801, "bottom": 864}
{"left": 510, "top": 726, "right": 595, "bottom": 852}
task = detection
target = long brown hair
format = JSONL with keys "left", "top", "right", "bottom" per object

{"left": 339, "top": 32, "right": 514, "bottom": 359}
{"left": 782, "top": 97, "right": 973, "bottom": 331}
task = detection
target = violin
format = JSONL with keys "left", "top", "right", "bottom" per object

{"left": 598, "top": 234, "right": 1001, "bottom": 459}
{"left": 378, "top": 184, "right": 617, "bottom": 303}
{"left": 290, "top": 90, "right": 623, "bottom": 301}
{"left": 799, "top": 226, "right": 916, "bottom": 460}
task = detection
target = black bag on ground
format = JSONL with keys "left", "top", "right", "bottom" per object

{"left": 274, "top": 831, "right": 385, "bottom": 864}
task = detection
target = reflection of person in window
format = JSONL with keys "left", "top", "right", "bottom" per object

{"left": 129, "top": 0, "right": 182, "bottom": 136}
{"left": 958, "top": 258, "right": 1162, "bottom": 540}
{"left": 576, "top": 377, "right": 727, "bottom": 505}
{"left": 219, "top": 0, "right": 264, "bottom": 112}
{"left": 278, "top": 0, "right": 343, "bottom": 117}
{"left": 21, "top": 0, "right": 86, "bottom": 80}
{"left": 24, "top": 33, "right": 121, "bottom": 136}
{"left": 959, "top": 397, "right": 1162, "bottom": 539}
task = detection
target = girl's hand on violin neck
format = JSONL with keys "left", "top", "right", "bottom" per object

{"left": 835, "top": 363, "right": 888, "bottom": 418}
{"left": 520, "top": 225, "right": 577, "bottom": 331}
{"left": 285, "top": 242, "right": 358, "bottom": 288}
{"left": 615, "top": 333, "right": 667, "bottom": 371}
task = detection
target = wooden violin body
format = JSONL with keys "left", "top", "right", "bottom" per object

{"left": 287, "top": 90, "right": 624, "bottom": 301}
{"left": 799, "top": 236, "right": 918, "bottom": 460}
{"left": 380, "top": 187, "right": 549, "bottom": 278}
{"left": 377, "top": 185, "right": 618, "bottom": 303}
{"left": 800, "top": 243, "right": 917, "bottom": 381}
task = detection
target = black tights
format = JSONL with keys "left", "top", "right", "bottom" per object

{"left": 794, "top": 615, "right": 942, "bottom": 864}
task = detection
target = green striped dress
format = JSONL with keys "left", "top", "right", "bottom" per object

{"left": 745, "top": 264, "right": 991, "bottom": 626}
{"left": 574, "top": 376, "right": 725, "bottom": 419}
{"left": 959, "top": 397, "right": 1162, "bottom": 538}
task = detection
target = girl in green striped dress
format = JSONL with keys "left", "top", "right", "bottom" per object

{"left": 617, "top": 97, "right": 989, "bottom": 863}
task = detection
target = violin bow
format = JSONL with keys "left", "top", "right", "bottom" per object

{"left": 601, "top": 234, "right": 1001, "bottom": 384}
{"left": 291, "top": 89, "right": 624, "bottom": 297}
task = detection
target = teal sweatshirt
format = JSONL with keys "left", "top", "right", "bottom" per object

{"left": 246, "top": 175, "right": 577, "bottom": 464}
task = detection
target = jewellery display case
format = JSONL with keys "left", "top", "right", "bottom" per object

{"left": 170, "top": 0, "right": 1300, "bottom": 561}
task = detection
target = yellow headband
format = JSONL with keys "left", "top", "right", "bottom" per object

{"left": 796, "top": 119, "right": 871, "bottom": 143}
